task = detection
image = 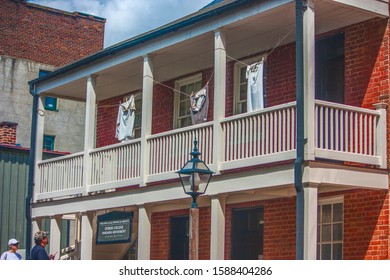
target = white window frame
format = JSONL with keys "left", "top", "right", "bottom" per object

{"left": 173, "top": 73, "right": 202, "bottom": 129}
{"left": 233, "top": 55, "right": 265, "bottom": 115}
{"left": 317, "top": 196, "right": 344, "bottom": 260}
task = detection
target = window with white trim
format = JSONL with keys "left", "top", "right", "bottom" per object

{"left": 317, "top": 197, "right": 343, "bottom": 260}
{"left": 233, "top": 56, "right": 265, "bottom": 115}
{"left": 134, "top": 95, "right": 142, "bottom": 138}
{"left": 174, "top": 74, "right": 202, "bottom": 128}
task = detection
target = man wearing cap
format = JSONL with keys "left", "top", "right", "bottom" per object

{"left": 31, "top": 231, "right": 55, "bottom": 260}
{"left": 0, "top": 238, "right": 23, "bottom": 260}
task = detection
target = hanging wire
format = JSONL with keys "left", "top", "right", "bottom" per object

{"left": 145, "top": 73, "right": 213, "bottom": 97}
{"left": 265, "top": 25, "right": 295, "bottom": 58}
{"left": 144, "top": 75, "right": 191, "bottom": 97}
{"left": 227, "top": 25, "right": 295, "bottom": 67}
{"left": 97, "top": 26, "right": 293, "bottom": 109}
{"left": 97, "top": 89, "right": 142, "bottom": 108}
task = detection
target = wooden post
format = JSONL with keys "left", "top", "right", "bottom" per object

{"left": 213, "top": 30, "right": 226, "bottom": 173}
{"left": 189, "top": 207, "right": 199, "bottom": 260}
{"left": 140, "top": 55, "right": 153, "bottom": 186}
{"left": 210, "top": 195, "right": 225, "bottom": 259}
{"left": 83, "top": 75, "right": 97, "bottom": 195}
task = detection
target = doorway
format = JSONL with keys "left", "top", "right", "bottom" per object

{"left": 170, "top": 216, "right": 189, "bottom": 260}
{"left": 231, "top": 207, "right": 264, "bottom": 260}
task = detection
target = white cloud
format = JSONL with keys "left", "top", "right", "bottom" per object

{"left": 29, "top": 0, "right": 212, "bottom": 47}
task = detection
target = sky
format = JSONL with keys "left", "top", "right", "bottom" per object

{"left": 30, "top": 0, "right": 214, "bottom": 47}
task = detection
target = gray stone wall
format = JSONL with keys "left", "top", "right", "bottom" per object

{"left": 0, "top": 55, "right": 85, "bottom": 153}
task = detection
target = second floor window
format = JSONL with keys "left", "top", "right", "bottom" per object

{"left": 123, "top": 94, "right": 142, "bottom": 139}
{"left": 174, "top": 74, "right": 202, "bottom": 129}
{"left": 134, "top": 95, "right": 142, "bottom": 138}
{"left": 234, "top": 64, "right": 248, "bottom": 114}
{"left": 234, "top": 56, "right": 266, "bottom": 115}
{"left": 44, "top": 97, "right": 58, "bottom": 111}
{"left": 316, "top": 33, "right": 345, "bottom": 104}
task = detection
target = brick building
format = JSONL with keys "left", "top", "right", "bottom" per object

{"left": 0, "top": 0, "right": 104, "bottom": 259}
{"left": 28, "top": 0, "right": 389, "bottom": 260}
{"left": 0, "top": 0, "right": 105, "bottom": 152}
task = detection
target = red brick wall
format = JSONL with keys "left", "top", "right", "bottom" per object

{"left": 225, "top": 199, "right": 296, "bottom": 260}
{"left": 150, "top": 207, "right": 211, "bottom": 260}
{"left": 340, "top": 189, "right": 389, "bottom": 260}
{"left": 149, "top": 189, "right": 388, "bottom": 260}
{"left": 0, "top": 122, "right": 17, "bottom": 145}
{"left": 0, "top": 0, "right": 105, "bottom": 66}
{"left": 343, "top": 18, "right": 390, "bottom": 169}
{"left": 344, "top": 18, "right": 389, "bottom": 109}
{"left": 223, "top": 189, "right": 388, "bottom": 260}
{"left": 96, "top": 96, "right": 122, "bottom": 147}
{"left": 266, "top": 43, "right": 297, "bottom": 107}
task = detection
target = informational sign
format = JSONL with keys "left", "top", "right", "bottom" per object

{"left": 96, "top": 211, "right": 133, "bottom": 245}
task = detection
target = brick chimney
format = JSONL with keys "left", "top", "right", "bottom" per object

{"left": 0, "top": 122, "right": 18, "bottom": 145}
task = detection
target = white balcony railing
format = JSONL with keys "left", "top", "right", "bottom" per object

{"left": 315, "top": 100, "right": 384, "bottom": 166}
{"left": 37, "top": 152, "right": 84, "bottom": 196}
{"left": 35, "top": 101, "right": 386, "bottom": 200}
{"left": 90, "top": 139, "right": 141, "bottom": 186}
{"left": 148, "top": 122, "right": 213, "bottom": 176}
{"left": 220, "top": 102, "right": 296, "bottom": 170}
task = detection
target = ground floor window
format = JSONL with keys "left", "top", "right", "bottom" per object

{"left": 231, "top": 207, "right": 264, "bottom": 260}
{"left": 317, "top": 197, "right": 344, "bottom": 260}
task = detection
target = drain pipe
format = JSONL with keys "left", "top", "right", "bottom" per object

{"left": 25, "top": 85, "right": 38, "bottom": 260}
{"left": 295, "top": 0, "right": 305, "bottom": 260}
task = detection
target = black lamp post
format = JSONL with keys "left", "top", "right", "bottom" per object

{"left": 177, "top": 138, "right": 213, "bottom": 259}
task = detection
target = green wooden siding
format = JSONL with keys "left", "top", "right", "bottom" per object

{"left": 0, "top": 147, "right": 67, "bottom": 255}
{"left": 0, "top": 148, "right": 29, "bottom": 254}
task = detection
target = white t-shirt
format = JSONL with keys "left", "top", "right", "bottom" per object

{"left": 0, "top": 251, "right": 22, "bottom": 260}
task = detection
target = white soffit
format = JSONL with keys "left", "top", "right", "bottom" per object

{"left": 326, "top": 0, "right": 389, "bottom": 18}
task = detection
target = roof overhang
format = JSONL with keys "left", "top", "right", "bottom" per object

{"left": 29, "top": 0, "right": 389, "bottom": 102}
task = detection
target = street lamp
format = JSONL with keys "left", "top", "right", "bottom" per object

{"left": 177, "top": 138, "right": 213, "bottom": 260}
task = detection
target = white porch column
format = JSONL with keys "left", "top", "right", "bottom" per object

{"left": 83, "top": 75, "right": 97, "bottom": 195}
{"left": 49, "top": 216, "right": 62, "bottom": 259}
{"left": 303, "top": 183, "right": 318, "bottom": 259}
{"left": 80, "top": 212, "right": 94, "bottom": 260}
{"left": 302, "top": 0, "right": 316, "bottom": 260}
{"left": 213, "top": 30, "right": 227, "bottom": 173}
{"left": 137, "top": 204, "right": 151, "bottom": 259}
{"left": 140, "top": 55, "right": 154, "bottom": 186}
{"left": 210, "top": 195, "right": 225, "bottom": 260}
{"left": 303, "top": 0, "right": 315, "bottom": 161}
{"left": 33, "top": 96, "right": 45, "bottom": 201}
{"left": 374, "top": 103, "right": 387, "bottom": 169}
